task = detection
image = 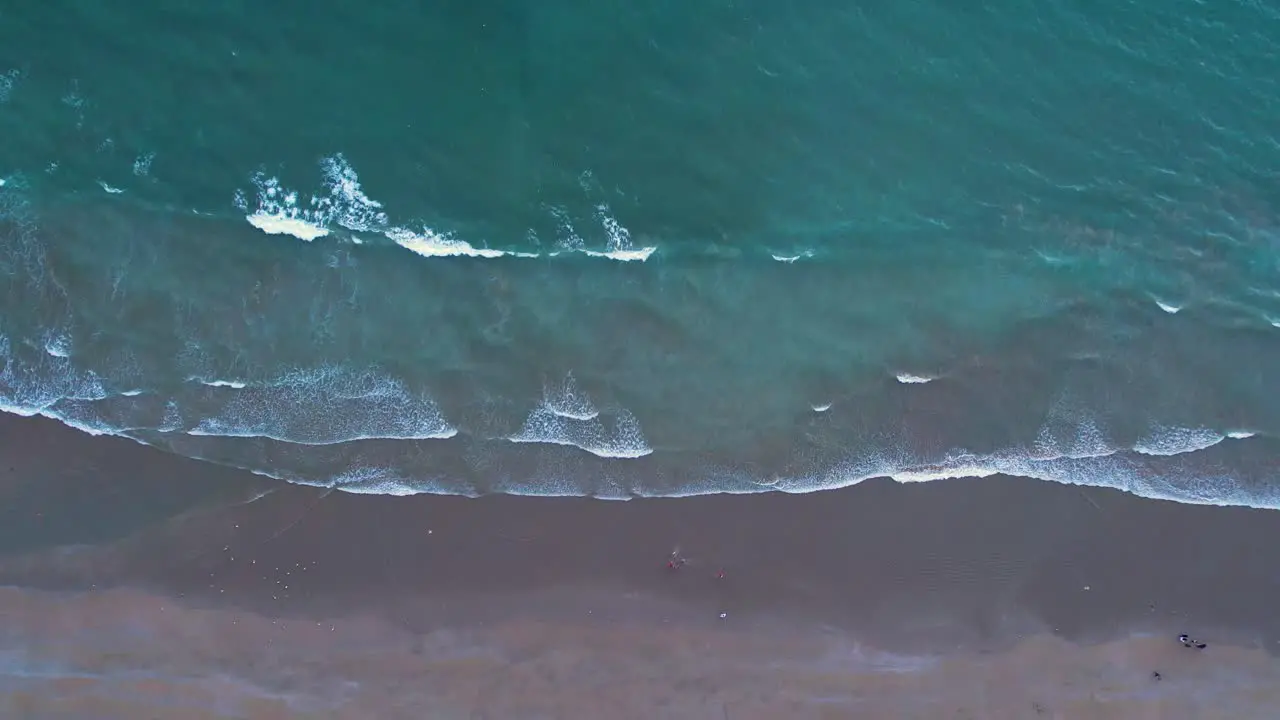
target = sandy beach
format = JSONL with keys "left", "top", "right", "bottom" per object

{"left": 5, "top": 1, "right": 1280, "bottom": 717}
{"left": 2, "top": 413, "right": 1280, "bottom": 718}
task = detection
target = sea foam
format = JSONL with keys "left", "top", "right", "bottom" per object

{"left": 237, "top": 153, "right": 387, "bottom": 242}
{"left": 1132, "top": 426, "right": 1224, "bottom": 456}
{"left": 747, "top": 420, "right": 1272, "bottom": 510}
{"left": 240, "top": 174, "right": 331, "bottom": 241}
{"left": 185, "top": 366, "right": 456, "bottom": 445}
{"left": 508, "top": 375, "right": 652, "bottom": 458}
{"left": 386, "top": 226, "right": 507, "bottom": 259}
{"left": 3, "top": 349, "right": 1273, "bottom": 508}
{"left": 189, "top": 377, "right": 248, "bottom": 389}
{"left": 895, "top": 373, "right": 934, "bottom": 384}
{"left": 580, "top": 247, "right": 656, "bottom": 261}
{"left": 579, "top": 203, "right": 656, "bottom": 261}
{"left": 771, "top": 250, "right": 815, "bottom": 263}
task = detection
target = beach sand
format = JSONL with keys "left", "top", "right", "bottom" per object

{"left": 1, "top": 413, "right": 1279, "bottom": 718}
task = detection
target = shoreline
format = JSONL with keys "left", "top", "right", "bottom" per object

{"left": 2, "top": 413, "right": 1280, "bottom": 716}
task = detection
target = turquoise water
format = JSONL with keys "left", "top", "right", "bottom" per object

{"left": 2, "top": 1, "right": 1280, "bottom": 504}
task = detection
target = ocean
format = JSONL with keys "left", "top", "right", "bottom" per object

{"left": 1, "top": 0, "right": 1279, "bottom": 505}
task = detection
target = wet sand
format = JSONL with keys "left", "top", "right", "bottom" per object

{"left": 2, "top": 413, "right": 1280, "bottom": 718}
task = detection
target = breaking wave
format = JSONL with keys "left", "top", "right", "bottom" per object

{"left": 895, "top": 373, "right": 935, "bottom": 384}
{"left": 0, "top": 313, "right": 1269, "bottom": 508}
{"left": 508, "top": 375, "right": 652, "bottom": 458}
{"left": 235, "top": 155, "right": 657, "bottom": 261}
{"left": 183, "top": 367, "right": 457, "bottom": 445}
{"left": 1132, "top": 426, "right": 1224, "bottom": 457}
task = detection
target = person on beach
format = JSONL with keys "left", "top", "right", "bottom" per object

{"left": 1178, "top": 634, "right": 1207, "bottom": 649}
{"left": 666, "top": 547, "right": 687, "bottom": 570}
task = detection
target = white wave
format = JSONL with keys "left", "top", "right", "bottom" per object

{"left": 579, "top": 204, "right": 656, "bottom": 262}
{"left": 97, "top": 181, "right": 124, "bottom": 194}
{"left": 319, "top": 154, "right": 388, "bottom": 233}
{"left": 159, "top": 401, "right": 183, "bottom": 432}
{"left": 237, "top": 464, "right": 476, "bottom": 498}
{"left": 237, "top": 153, "right": 388, "bottom": 242}
{"left": 1133, "top": 426, "right": 1224, "bottom": 456}
{"left": 749, "top": 418, "right": 1271, "bottom": 509}
{"left": 509, "top": 406, "right": 651, "bottom": 458}
{"left": 42, "top": 411, "right": 111, "bottom": 436}
{"left": 0, "top": 335, "right": 106, "bottom": 418}
{"left": 544, "top": 373, "right": 598, "bottom": 420}
{"left": 1034, "top": 416, "right": 1114, "bottom": 460}
{"left": 1066, "top": 419, "right": 1114, "bottom": 458}
{"left": 812, "top": 403, "right": 832, "bottom": 412}
{"left": 579, "top": 246, "right": 656, "bottom": 262}
{"left": 386, "top": 226, "right": 507, "bottom": 259}
{"left": 187, "top": 366, "right": 456, "bottom": 445}
{"left": 547, "top": 204, "right": 584, "bottom": 248}
{"left": 509, "top": 381, "right": 651, "bottom": 458}
{"left": 496, "top": 479, "right": 588, "bottom": 498}
{"left": 43, "top": 332, "right": 70, "bottom": 358}
{"left": 892, "top": 459, "right": 1000, "bottom": 483}
{"left": 189, "top": 377, "right": 247, "bottom": 389}
{"left": 596, "top": 203, "right": 628, "bottom": 246}
{"left": 328, "top": 467, "right": 423, "bottom": 496}
{"left": 11, "top": 378, "right": 1277, "bottom": 509}
{"left": 234, "top": 159, "right": 663, "bottom": 260}
{"left": 771, "top": 250, "right": 814, "bottom": 263}
{"left": 389, "top": 225, "right": 653, "bottom": 261}
{"left": 895, "top": 373, "right": 934, "bottom": 384}
{"left": 240, "top": 173, "right": 332, "bottom": 241}
{"left": 246, "top": 213, "right": 329, "bottom": 241}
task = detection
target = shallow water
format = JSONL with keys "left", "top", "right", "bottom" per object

{"left": 1, "top": 1, "right": 1279, "bottom": 504}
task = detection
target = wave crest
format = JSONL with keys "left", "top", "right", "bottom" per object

{"left": 236, "top": 156, "right": 656, "bottom": 261}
